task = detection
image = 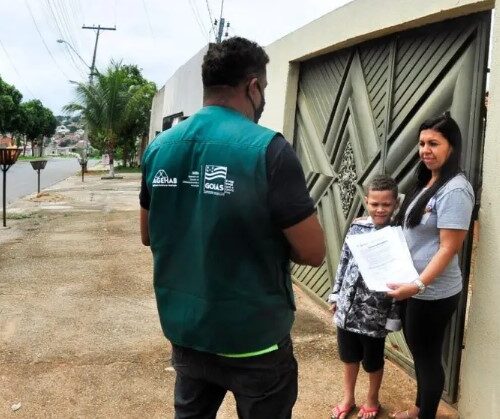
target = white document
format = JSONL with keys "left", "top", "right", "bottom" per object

{"left": 345, "top": 226, "right": 419, "bottom": 292}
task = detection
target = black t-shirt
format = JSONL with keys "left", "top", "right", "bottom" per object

{"left": 139, "top": 134, "right": 314, "bottom": 229}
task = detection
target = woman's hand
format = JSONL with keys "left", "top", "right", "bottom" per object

{"left": 386, "top": 283, "right": 419, "bottom": 300}
{"left": 329, "top": 302, "right": 337, "bottom": 313}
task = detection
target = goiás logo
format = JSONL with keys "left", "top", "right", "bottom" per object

{"left": 152, "top": 169, "right": 177, "bottom": 187}
{"left": 203, "top": 165, "right": 227, "bottom": 196}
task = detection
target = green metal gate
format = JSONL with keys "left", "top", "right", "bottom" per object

{"left": 291, "top": 12, "right": 490, "bottom": 402}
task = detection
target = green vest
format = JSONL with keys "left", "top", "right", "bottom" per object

{"left": 143, "top": 106, "right": 295, "bottom": 354}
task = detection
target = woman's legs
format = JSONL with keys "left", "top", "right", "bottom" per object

{"left": 404, "top": 294, "right": 460, "bottom": 419}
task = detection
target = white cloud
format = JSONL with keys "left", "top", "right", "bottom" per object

{"left": 0, "top": 0, "right": 351, "bottom": 114}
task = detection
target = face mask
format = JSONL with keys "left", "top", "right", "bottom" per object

{"left": 247, "top": 82, "right": 265, "bottom": 123}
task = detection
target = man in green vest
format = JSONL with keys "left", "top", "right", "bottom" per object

{"left": 140, "top": 37, "right": 325, "bottom": 419}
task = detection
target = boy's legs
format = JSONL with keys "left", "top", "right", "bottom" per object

{"left": 335, "top": 327, "right": 363, "bottom": 417}
{"left": 359, "top": 334, "right": 385, "bottom": 418}
{"left": 342, "top": 362, "right": 360, "bottom": 407}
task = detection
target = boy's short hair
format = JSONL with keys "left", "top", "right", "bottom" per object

{"left": 366, "top": 174, "right": 398, "bottom": 199}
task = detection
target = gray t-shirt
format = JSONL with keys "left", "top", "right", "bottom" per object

{"left": 403, "top": 174, "right": 474, "bottom": 300}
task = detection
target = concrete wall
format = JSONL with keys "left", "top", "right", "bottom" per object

{"left": 148, "top": 85, "right": 165, "bottom": 140}
{"left": 148, "top": 46, "right": 207, "bottom": 138}
{"left": 149, "top": 0, "right": 499, "bottom": 413}
{"left": 458, "top": 7, "right": 500, "bottom": 418}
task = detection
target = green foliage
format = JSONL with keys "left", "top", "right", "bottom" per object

{"left": 0, "top": 75, "right": 23, "bottom": 134}
{"left": 63, "top": 61, "right": 156, "bottom": 166}
{"left": 20, "top": 100, "right": 57, "bottom": 156}
{"left": 21, "top": 100, "right": 57, "bottom": 140}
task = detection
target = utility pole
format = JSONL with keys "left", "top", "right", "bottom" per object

{"left": 82, "top": 25, "right": 116, "bottom": 84}
{"left": 214, "top": 18, "right": 229, "bottom": 43}
{"left": 80, "top": 25, "right": 115, "bottom": 175}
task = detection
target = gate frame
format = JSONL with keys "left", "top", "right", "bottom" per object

{"left": 287, "top": 10, "right": 491, "bottom": 403}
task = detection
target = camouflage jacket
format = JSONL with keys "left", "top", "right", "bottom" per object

{"left": 327, "top": 218, "right": 401, "bottom": 338}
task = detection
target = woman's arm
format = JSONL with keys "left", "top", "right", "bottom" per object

{"left": 387, "top": 228, "right": 467, "bottom": 300}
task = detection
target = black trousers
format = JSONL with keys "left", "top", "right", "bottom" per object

{"left": 401, "top": 293, "right": 460, "bottom": 419}
{"left": 171, "top": 336, "right": 298, "bottom": 419}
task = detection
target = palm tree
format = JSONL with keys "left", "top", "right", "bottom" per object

{"left": 64, "top": 62, "right": 131, "bottom": 177}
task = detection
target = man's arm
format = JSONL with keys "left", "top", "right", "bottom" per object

{"left": 139, "top": 171, "right": 151, "bottom": 246}
{"left": 140, "top": 207, "right": 150, "bottom": 246}
{"left": 283, "top": 213, "right": 325, "bottom": 266}
{"left": 266, "top": 135, "right": 325, "bottom": 267}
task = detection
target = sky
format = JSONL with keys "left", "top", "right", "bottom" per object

{"left": 0, "top": 0, "right": 352, "bottom": 115}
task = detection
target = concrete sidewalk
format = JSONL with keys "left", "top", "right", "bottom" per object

{"left": 0, "top": 168, "right": 458, "bottom": 418}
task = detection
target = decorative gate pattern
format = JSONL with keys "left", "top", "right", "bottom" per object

{"left": 291, "top": 13, "right": 490, "bottom": 401}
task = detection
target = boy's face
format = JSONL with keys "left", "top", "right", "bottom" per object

{"left": 365, "top": 189, "right": 398, "bottom": 227}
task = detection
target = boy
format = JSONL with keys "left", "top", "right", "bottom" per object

{"left": 328, "top": 174, "right": 401, "bottom": 419}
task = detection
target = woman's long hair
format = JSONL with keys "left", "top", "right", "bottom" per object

{"left": 395, "top": 112, "right": 463, "bottom": 228}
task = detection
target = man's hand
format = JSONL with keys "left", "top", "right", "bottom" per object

{"left": 140, "top": 207, "right": 150, "bottom": 246}
{"left": 386, "top": 283, "right": 419, "bottom": 300}
{"left": 283, "top": 214, "right": 325, "bottom": 267}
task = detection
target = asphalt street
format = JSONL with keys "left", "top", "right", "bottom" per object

{"left": 1, "top": 158, "right": 97, "bottom": 204}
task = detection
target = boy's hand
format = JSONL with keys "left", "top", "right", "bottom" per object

{"left": 386, "top": 283, "right": 419, "bottom": 300}
{"left": 329, "top": 303, "right": 337, "bottom": 313}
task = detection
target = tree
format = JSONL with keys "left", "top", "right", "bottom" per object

{"left": 64, "top": 61, "right": 156, "bottom": 174}
{"left": 21, "top": 100, "right": 57, "bottom": 156}
{"left": 117, "top": 65, "right": 156, "bottom": 167}
{"left": 0, "top": 76, "right": 23, "bottom": 135}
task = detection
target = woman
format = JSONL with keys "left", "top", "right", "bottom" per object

{"left": 387, "top": 113, "right": 474, "bottom": 419}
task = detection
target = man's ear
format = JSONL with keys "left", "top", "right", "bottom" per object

{"left": 364, "top": 196, "right": 368, "bottom": 206}
{"left": 247, "top": 77, "right": 260, "bottom": 95}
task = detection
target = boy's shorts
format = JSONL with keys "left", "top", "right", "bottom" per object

{"left": 336, "top": 327, "right": 385, "bottom": 372}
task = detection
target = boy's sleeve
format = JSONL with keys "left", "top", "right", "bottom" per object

{"left": 385, "top": 299, "right": 402, "bottom": 332}
{"left": 327, "top": 231, "right": 352, "bottom": 304}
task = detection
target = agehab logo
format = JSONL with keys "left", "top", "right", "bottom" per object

{"left": 152, "top": 169, "right": 177, "bottom": 187}
{"left": 203, "top": 165, "right": 227, "bottom": 196}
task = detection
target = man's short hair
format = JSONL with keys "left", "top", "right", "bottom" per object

{"left": 202, "top": 37, "right": 269, "bottom": 88}
{"left": 366, "top": 174, "right": 398, "bottom": 199}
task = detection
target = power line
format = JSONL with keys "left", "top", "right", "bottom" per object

{"left": 188, "top": 0, "right": 209, "bottom": 40}
{"left": 52, "top": 0, "right": 82, "bottom": 54}
{"left": 141, "top": 0, "right": 156, "bottom": 41}
{"left": 205, "top": 0, "right": 215, "bottom": 26}
{"left": 204, "top": 0, "right": 217, "bottom": 38}
{"left": 0, "top": 38, "right": 37, "bottom": 99}
{"left": 43, "top": 0, "right": 87, "bottom": 78}
{"left": 24, "top": 0, "right": 74, "bottom": 81}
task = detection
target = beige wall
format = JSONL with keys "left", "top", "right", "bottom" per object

{"left": 148, "top": 46, "right": 207, "bottom": 139}
{"left": 148, "top": 86, "right": 165, "bottom": 140}
{"left": 458, "top": 7, "right": 500, "bottom": 418}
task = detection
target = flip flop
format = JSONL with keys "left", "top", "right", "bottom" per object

{"left": 358, "top": 404, "right": 381, "bottom": 418}
{"left": 331, "top": 403, "right": 356, "bottom": 419}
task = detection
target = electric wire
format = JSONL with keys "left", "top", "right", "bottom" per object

{"left": 0, "top": 37, "right": 37, "bottom": 99}
{"left": 204, "top": 0, "right": 217, "bottom": 38}
{"left": 188, "top": 0, "right": 209, "bottom": 40}
{"left": 141, "top": 0, "right": 156, "bottom": 40}
{"left": 43, "top": 0, "right": 87, "bottom": 77}
{"left": 24, "top": 0, "right": 75, "bottom": 81}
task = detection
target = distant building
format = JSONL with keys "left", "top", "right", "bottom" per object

{"left": 55, "top": 125, "right": 70, "bottom": 135}
{"left": 0, "top": 135, "right": 13, "bottom": 148}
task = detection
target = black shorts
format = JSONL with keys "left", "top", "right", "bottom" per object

{"left": 336, "top": 327, "right": 385, "bottom": 372}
